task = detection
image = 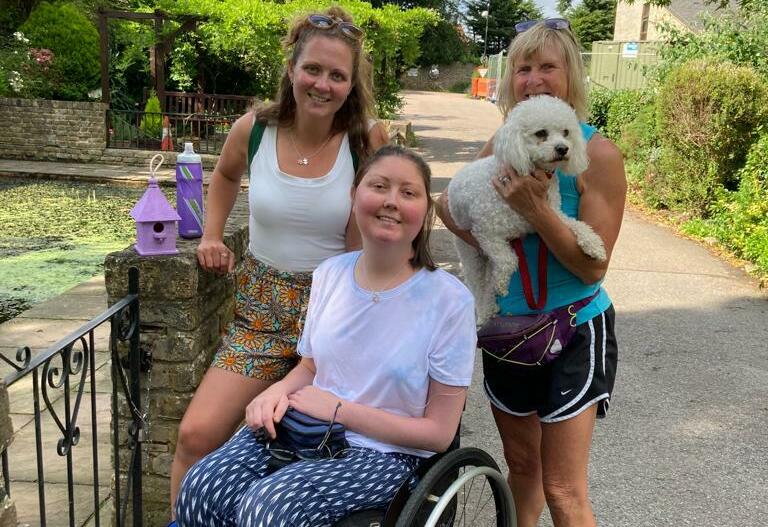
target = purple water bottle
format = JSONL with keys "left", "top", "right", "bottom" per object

{"left": 175, "top": 142, "right": 204, "bottom": 238}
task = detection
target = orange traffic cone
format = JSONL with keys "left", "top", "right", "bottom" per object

{"left": 161, "top": 115, "right": 174, "bottom": 151}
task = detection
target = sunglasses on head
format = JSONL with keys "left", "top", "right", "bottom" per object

{"left": 307, "top": 14, "right": 364, "bottom": 41}
{"left": 515, "top": 18, "right": 570, "bottom": 34}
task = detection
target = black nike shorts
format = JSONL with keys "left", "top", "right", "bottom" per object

{"left": 483, "top": 305, "right": 618, "bottom": 423}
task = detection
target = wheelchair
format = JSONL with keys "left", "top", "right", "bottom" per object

{"left": 335, "top": 440, "right": 516, "bottom": 527}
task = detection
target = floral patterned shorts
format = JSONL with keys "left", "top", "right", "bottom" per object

{"left": 211, "top": 253, "right": 312, "bottom": 381}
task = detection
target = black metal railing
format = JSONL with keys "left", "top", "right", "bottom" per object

{"left": 107, "top": 109, "right": 239, "bottom": 155}
{"left": 0, "top": 268, "right": 145, "bottom": 527}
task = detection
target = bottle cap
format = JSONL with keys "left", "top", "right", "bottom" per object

{"left": 183, "top": 142, "right": 195, "bottom": 154}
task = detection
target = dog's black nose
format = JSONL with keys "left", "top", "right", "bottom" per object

{"left": 555, "top": 144, "right": 569, "bottom": 157}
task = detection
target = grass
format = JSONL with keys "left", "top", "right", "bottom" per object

{"left": 0, "top": 178, "right": 175, "bottom": 323}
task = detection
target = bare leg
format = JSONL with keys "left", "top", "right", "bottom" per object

{"left": 170, "top": 367, "right": 274, "bottom": 515}
{"left": 541, "top": 406, "right": 598, "bottom": 527}
{"left": 491, "top": 406, "right": 546, "bottom": 527}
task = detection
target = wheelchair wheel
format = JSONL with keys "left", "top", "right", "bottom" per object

{"left": 395, "top": 447, "right": 515, "bottom": 527}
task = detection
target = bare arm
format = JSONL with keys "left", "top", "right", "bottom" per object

{"left": 289, "top": 379, "right": 466, "bottom": 453}
{"left": 196, "top": 113, "right": 252, "bottom": 272}
{"left": 494, "top": 135, "right": 626, "bottom": 284}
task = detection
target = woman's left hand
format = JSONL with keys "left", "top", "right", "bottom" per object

{"left": 492, "top": 167, "right": 552, "bottom": 221}
{"left": 287, "top": 386, "right": 343, "bottom": 422}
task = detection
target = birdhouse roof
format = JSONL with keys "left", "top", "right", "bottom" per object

{"left": 130, "top": 178, "right": 181, "bottom": 222}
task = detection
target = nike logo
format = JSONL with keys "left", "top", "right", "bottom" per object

{"left": 560, "top": 389, "right": 573, "bottom": 395}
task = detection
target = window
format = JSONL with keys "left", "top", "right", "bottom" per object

{"left": 640, "top": 3, "right": 650, "bottom": 40}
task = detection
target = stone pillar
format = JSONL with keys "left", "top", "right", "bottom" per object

{"left": 104, "top": 196, "right": 249, "bottom": 526}
{"left": 0, "top": 382, "right": 17, "bottom": 526}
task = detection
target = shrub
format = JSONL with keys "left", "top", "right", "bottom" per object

{"left": 604, "top": 89, "right": 654, "bottom": 143}
{"left": 654, "top": 5, "right": 768, "bottom": 84}
{"left": 0, "top": 31, "right": 56, "bottom": 98}
{"left": 617, "top": 96, "right": 658, "bottom": 158}
{"left": 140, "top": 92, "right": 162, "bottom": 139}
{"left": 683, "top": 133, "right": 768, "bottom": 277}
{"left": 449, "top": 80, "right": 471, "bottom": 94}
{"left": 654, "top": 59, "right": 768, "bottom": 214}
{"left": 19, "top": 2, "right": 100, "bottom": 100}
{"left": 586, "top": 86, "right": 614, "bottom": 132}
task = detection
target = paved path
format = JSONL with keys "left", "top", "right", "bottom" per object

{"left": 402, "top": 90, "right": 768, "bottom": 527}
{"left": 2, "top": 90, "right": 767, "bottom": 526}
{"left": 0, "top": 276, "right": 111, "bottom": 527}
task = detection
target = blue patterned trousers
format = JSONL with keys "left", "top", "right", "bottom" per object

{"left": 175, "top": 426, "right": 421, "bottom": 527}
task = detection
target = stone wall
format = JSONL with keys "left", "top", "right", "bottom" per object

{"left": 0, "top": 383, "right": 17, "bottom": 527}
{"left": 104, "top": 194, "right": 249, "bottom": 526}
{"left": 0, "top": 97, "right": 107, "bottom": 162}
{"left": 400, "top": 62, "right": 475, "bottom": 92}
{"left": 0, "top": 97, "right": 221, "bottom": 169}
{"left": 100, "top": 148, "right": 220, "bottom": 170}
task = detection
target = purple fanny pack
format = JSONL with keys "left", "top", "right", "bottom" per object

{"left": 478, "top": 293, "right": 597, "bottom": 367}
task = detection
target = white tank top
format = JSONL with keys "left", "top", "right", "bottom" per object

{"left": 247, "top": 125, "right": 354, "bottom": 272}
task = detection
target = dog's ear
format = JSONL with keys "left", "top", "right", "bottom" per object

{"left": 564, "top": 127, "right": 589, "bottom": 175}
{"left": 510, "top": 128, "right": 535, "bottom": 175}
{"left": 496, "top": 124, "right": 534, "bottom": 175}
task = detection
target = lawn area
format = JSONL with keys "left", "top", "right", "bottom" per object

{"left": 0, "top": 178, "right": 173, "bottom": 323}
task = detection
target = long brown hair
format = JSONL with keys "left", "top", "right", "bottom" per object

{"left": 354, "top": 145, "right": 437, "bottom": 271}
{"left": 253, "top": 6, "right": 376, "bottom": 161}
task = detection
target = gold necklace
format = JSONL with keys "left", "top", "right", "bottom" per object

{"left": 358, "top": 259, "right": 411, "bottom": 303}
{"left": 288, "top": 129, "right": 333, "bottom": 166}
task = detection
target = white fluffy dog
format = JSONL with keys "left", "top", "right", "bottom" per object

{"left": 447, "top": 95, "right": 606, "bottom": 324}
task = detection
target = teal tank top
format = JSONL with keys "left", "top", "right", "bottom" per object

{"left": 496, "top": 122, "right": 611, "bottom": 325}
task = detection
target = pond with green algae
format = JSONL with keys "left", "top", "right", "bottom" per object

{"left": 0, "top": 178, "right": 175, "bottom": 324}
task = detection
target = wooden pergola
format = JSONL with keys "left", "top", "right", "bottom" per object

{"left": 97, "top": 9, "right": 203, "bottom": 111}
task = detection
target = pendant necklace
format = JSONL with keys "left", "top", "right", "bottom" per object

{"left": 358, "top": 259, "right": 411, "bottom": 303}
{"left": 289, "top": 129, "right": 333, "bottom": 166}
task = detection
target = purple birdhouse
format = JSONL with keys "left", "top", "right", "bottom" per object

{"left": 130, "top": 177, "right": 181, "bottom": 256}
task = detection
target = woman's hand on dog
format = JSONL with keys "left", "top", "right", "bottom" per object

{"left": 492, "top": 167, "right": 552, "bottom": 221}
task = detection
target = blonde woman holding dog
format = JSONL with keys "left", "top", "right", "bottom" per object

{"left": 437, "top": 19, "right": 626, "bottom": 527}
{"left": 169, "top": 6, "right": 389, "bottom": 520}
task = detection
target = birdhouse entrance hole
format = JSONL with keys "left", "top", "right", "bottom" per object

{"left": 153, "top": 222, "right": 165, "bottom": 233}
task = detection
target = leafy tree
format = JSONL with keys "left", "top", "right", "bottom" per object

{"left": 154, "top": 0, "right": 438, "bottom": 117}
{"left": 19, "top": 2, "right": 100, "bottom": 100}
{"left": 623, "top": 0, "right": 755, "bottom": 12}
{"left": 465, "top": 0, "right": 541, "bottom": 57}
{"left": 653, "top": 3, "right": 768, "bottom": 82}
{"left": 417, "top": 19, "right": 473, "bottom": 65}
{"left": 559, "top": 0, "right": 615, "bottom": 50}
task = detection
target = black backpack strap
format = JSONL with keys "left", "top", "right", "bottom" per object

{"left": 351, "top": 147, "right": 359, "bottom": 173}
{"left": 248, "top": 120, "right": 266, "bottom": 169}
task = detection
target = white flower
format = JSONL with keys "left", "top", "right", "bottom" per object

{"left": 9, "top": 71, "right": 24, "bottom": 92}
{"left": 12, "top": 31, "right": 30, "bottom": 44}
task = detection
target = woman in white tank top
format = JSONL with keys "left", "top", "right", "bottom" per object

{"left": 168, "top": 7, "right": 389, "bottom": 518}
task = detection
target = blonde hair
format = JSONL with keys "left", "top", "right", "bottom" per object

{"left": 253, "top": 6, "right": 377, "bottom": 161}
{"left": 496, "top": 22, "right": 587, "bottom": 121}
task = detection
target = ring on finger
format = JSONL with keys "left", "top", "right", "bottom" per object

{"left": 498, "top": 175, "right": 510, "bottom": 184}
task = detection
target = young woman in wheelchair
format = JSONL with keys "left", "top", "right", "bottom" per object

{"left": 174, "top": 145, "right": 477, "bottom": 526}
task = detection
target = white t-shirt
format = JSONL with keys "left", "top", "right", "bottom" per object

{"left": 248, "top": 125, "right": 354, "bottom": 272}
{"left": 298, "top": 251, "right": 477, "bottom": 458}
